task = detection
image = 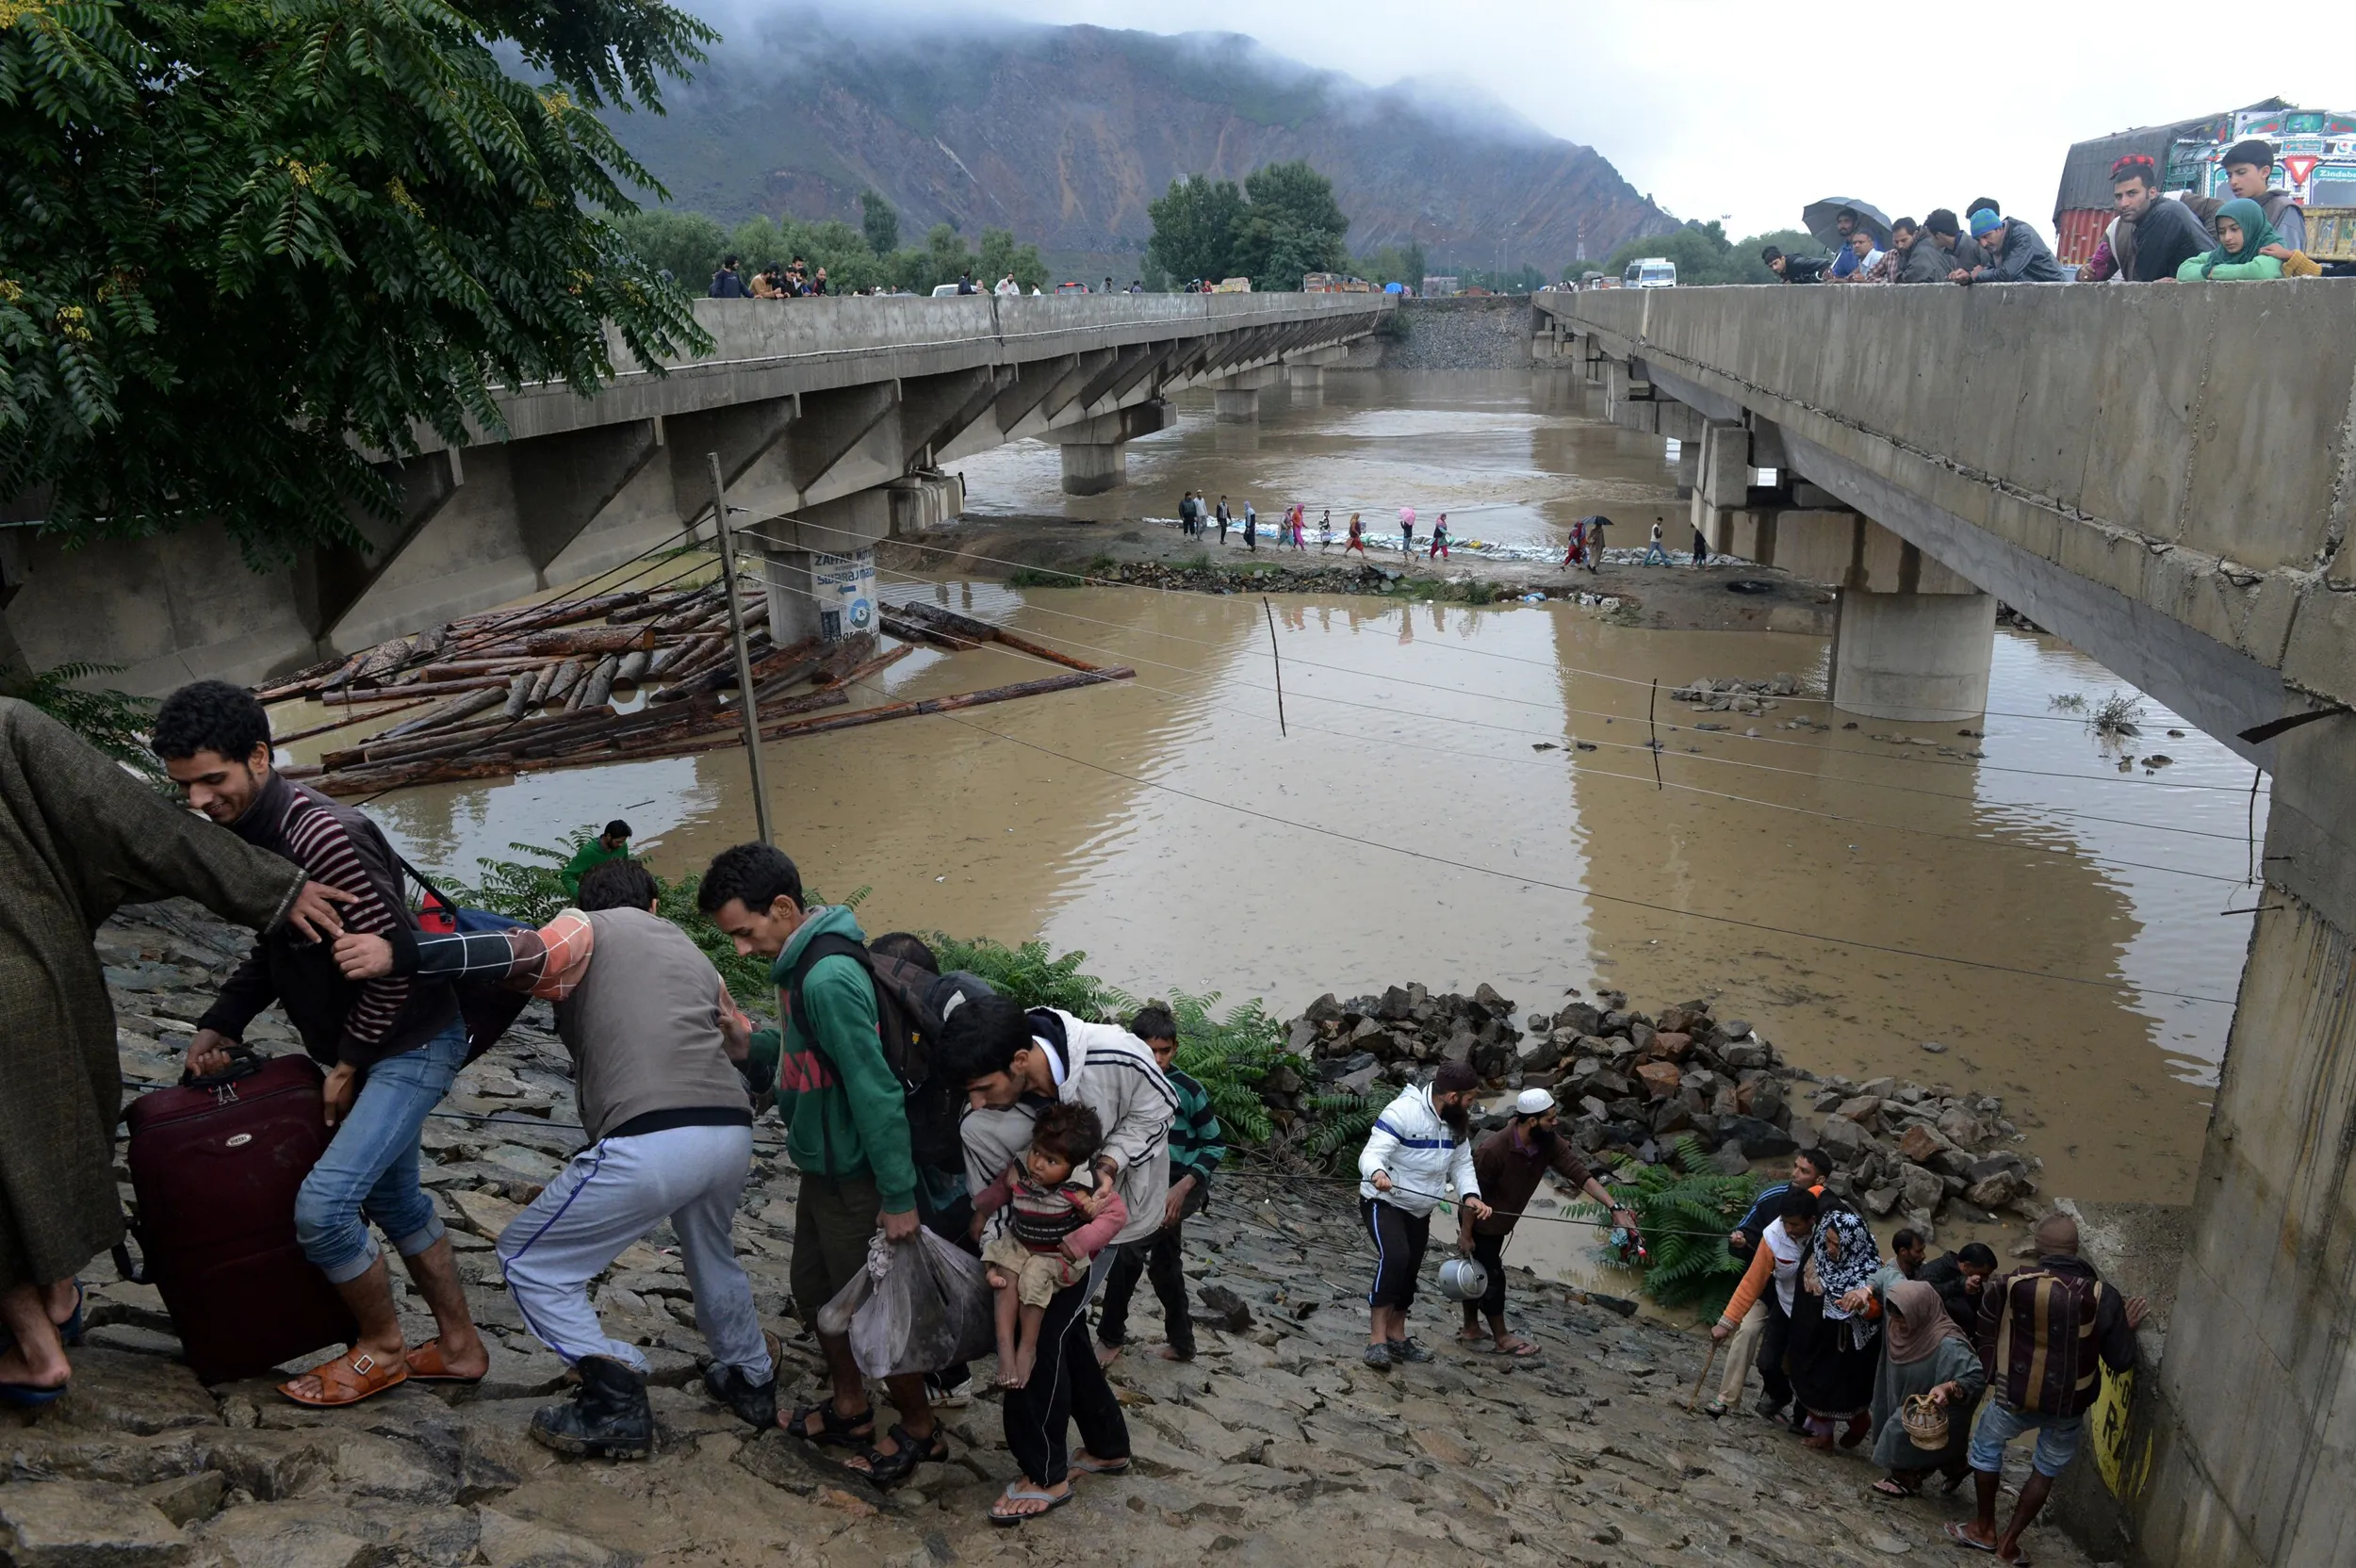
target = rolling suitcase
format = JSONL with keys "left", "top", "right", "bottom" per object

{"left": 121, "top": 1053, "right": 358, "bottom": 1384}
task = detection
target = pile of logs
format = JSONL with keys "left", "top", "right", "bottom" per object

{"left": 260, "top": 579, "right": 1134, "bottom": 797}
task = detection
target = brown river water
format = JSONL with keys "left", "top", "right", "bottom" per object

{"left": 292, "top": 373, "right": 2266, "bottom": 1297}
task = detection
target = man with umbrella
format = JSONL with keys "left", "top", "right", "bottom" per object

{"left": 1803, "top": 200, "right": 1894, "bottom": 282}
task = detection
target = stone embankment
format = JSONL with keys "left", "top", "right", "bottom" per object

{"left": 0, "top": 903, "right": 2091, "bottom": 1568}
{"left": 1341, "top": 296, "right": 1538, "bottom": 372}
{"left": 1286, "top": 984, "right": 2046, "bottom": 1242}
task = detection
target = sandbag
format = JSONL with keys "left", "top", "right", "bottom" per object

{"left": 817, "top": 1230, "right": 996, "bottom": 1379}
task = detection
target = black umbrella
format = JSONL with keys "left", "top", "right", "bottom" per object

{"left": 1802, "top": 198, "right": 1893, "bottom": 251}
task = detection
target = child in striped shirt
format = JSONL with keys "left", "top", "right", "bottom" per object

{"left": 975, "top": 1102, "right": 1127, "bottom": 1387}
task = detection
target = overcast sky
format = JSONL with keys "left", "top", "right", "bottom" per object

{"left": 782, "top": 1, "right": 2356, "bottom": 245}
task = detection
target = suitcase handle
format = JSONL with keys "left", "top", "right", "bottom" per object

{"left": 179, "top": 1044, "right": 269, "bottom": 1091}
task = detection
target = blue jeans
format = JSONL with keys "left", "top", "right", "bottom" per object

{"left": 1969, "top": 1399, "right": 2085, "bottom": 1478}
{"left": 293, "top": 1020, "right": 466, "bottom": 1283}
{"left": 1644, "top": 542, "right": 1672, "bottom": 564}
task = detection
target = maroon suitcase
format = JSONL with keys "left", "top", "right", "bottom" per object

{"left": 123, "top": 1054, "right": 359, "bottom": 1383}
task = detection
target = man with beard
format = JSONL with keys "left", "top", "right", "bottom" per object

{"left": 1357, "top": 1062, "right": 1492, "bottom": 1369}
{"left": 1458, "top": 1089, "right": 1637, "bottom": 1357}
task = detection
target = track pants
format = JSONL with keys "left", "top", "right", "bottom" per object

{"left": 1002, "top": 1277, "right": 1129, "bottom": 1487}
{"left": 497, "top": 1121, "right": 770, "bottom": 1380}
{"left": 1363, "top": 1197, "right": 1432, "bottom": 1312}
{"left": 1716, "top": 1296, "right": 1769, "bottom": 1405}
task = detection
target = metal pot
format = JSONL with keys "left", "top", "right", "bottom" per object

{"left": 1437, "top": 1256, "right": 1489, "bottom": 1303}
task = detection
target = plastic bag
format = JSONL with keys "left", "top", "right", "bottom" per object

{"left": 816, "top": 1230, "right": 997, "bottom": 1379}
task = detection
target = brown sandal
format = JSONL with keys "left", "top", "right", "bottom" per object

{"left": 280, "top": 1349, "right": 409, "bottom": 1408}
{"left": 404, "top": 1340, "right": 484, "bottom": 1384}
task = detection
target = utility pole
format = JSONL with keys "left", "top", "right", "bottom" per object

{"left": 708, "top": 451, "right": 773, "bottom": 845}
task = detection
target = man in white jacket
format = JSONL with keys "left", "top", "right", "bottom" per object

{"left": 1357, "top": 1061, "right": 1492, "bottom": 1369}
{"left": 939, "top": 994, "right": 1176, "bottom": 1522}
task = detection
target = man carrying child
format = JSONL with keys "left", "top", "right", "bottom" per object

{"left": 975, "top": 1103, "right": 1125, "bottom": 1387}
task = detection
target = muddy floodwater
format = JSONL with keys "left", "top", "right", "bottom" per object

{"left": 326, "top": 372, "right": 2264, "bottom": 1298}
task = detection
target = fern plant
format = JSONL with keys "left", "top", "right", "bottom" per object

{"left": 1569, "top": 1135, "right": 1761, "bottom": 1313}
{"left": 1165, "top": 991, "right": 1302, "bottom": 1144}
{"left": 926, "top": 935, "right": 1134, "bottom": 1021}
{"left": 3, "top": 662, "right": 161, "bottom": 780}
{"left": 1303, "top": 1088, "right": 1388, "bottom": 1169}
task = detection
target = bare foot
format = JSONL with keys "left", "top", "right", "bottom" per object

{"left": 1007, "top": 1342, "right": 1036, "bottom": 1389}
{"left": 0, "top": 1345, "right": 69, "bottom": 1393}
{"left": 1095, "top": 1341, "right": 1121, "bottom": 1368}
{"left": 1153, "top": 1345, "right": 1191, "bottom": 1362}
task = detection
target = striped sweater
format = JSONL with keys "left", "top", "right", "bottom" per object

{"left": 975, "top": 1168, "right": 1129, "bottom": 1259}
{"left": 1974, "top": 1255, "right": 2137, "bottom": 1417}
{"left": 1169, "top": 1069, "right": 1225, "bottom": 1185}
{"left": 199, "top": 770, "right": 454, "bottom": 1069}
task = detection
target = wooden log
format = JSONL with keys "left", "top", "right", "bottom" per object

{"left": 527, "top": 661, "right": 562, "bottom": 706}
{"left": 405, "top": 659, "right": 548, "bottom": 682}
{"left": 767, "top": 667, "right": 1133, "bottom": 740}
{"left": 609, "top": 586, "right": 713, "bottom": 625}
{"left": 646, "top": 633, "right": 718, "bottom": 679}
{"left": 544, "top": 659, "right": 585, "bottom": 705}
{"left": 254, "top": 651, "right": 358, "bottom": 702}
{"left": 518, "top": 625, "right": 655, "bottom": 658}
{"left": 891, "top": 600, "right": 999, "bottom": 645}
{"left": 322, "top": 676, "right": 512, "bottom": 705}
{"left": 579, "top": 655, "right": 622, "bottom": 710}
{"left": 878, "top": 611, "right": 979, "bottom": 651}
{"left": 614, "top": 649, "right": 651, "bottom": 685}
{"left": 378, "top": 687, "right": 505, "bottom": 742}
{"left": 990, "top": 628, "right": 1102, "bottom": 673}
{"left": 500, "top": 670, "right": 537, "bottom": 720}
{"left": 270, "top": 698, "right": 433, "bottom": 745}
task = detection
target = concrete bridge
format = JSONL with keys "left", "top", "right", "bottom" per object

{"left": 0, "top": 291, "right": 1387, "bottom": 689}
{"left": 1539, "top": 283, "right": 2353, "bottom": 1568}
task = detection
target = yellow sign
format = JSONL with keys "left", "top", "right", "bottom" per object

{"left": 2089, "top": 1363, "right": 2152, "bottom": 1499}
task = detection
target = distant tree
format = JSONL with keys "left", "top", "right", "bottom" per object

{"left": 1605, "top": 220, "right": 1746, "bottom": 286}
{"left": 1147, "top": 175, "right": 1248, "bottom": 286}
{"left": 1734, "top": 228, "right": 1825, "bottom": 283}
{"left": 923, "top": 222, "right": 974, "bottom": 290}
{"left": 859, "top": 190, "right": 900, "bottom": 256}
{"left": 977, "top": 228, "right": 1048, "bottom": 293}
{"left": 608, "top": 209, "right": 729, "bottom": 286}
{"left": 0, "top": 0, "right": 714, "bottom": 565}
{"left": 1232, "top": 161, "right": 1351, "bottom": 290}
{"left": 1358, "top": 241, "right": 1428, "bottom": 288}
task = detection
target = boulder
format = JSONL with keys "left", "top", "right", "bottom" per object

{"left": 1551, "top": 1003, "right": 1604, "bottom": 1037}
{"left": 1835, "top": 1095, "right": 1884, "bottom": 1126}
{"left": 1285, "top": 1018, "right": 1320, "bottom": 1056}
{"left": 1472, "top": 982, "right": 1512, "bottom": 1016}
{"left": 1709, "top": 1142, "right": 1754, "bottom": 1176}
{"left": 1723, "top": 1116, "right": 1797, "bottom": 1159}
{"left": 1896, "top": 1123, "right": 1956, "bottom": 1165}
{"left": 1864, "top": 1185, "right": 1901, "bottom": 1217}
{"left": 1899, "top": 1165, "right": 1946, "bottom": 1216}
{"left": 1643, "top": 1030, "right": 1691, "bottom": 1063}
{"left": 1304, "top": 992, "right": 1343, "bottom": 1023}
{"left": 1377, "top": 986, "right": 1413, "bottom": 1021}
{"left": 1965, "top": 1170, "right": 2025, "bottom": 1209}
{"left": 1818, "top": 1116, "right": 1871, "bottom": 1162}
{"left": 1634, "top": 1061, "right": 1682, "bottom": 1100}
{"left": 0, "top": 1483, "right": 188, "bottom": 1568}
{"left": 1749, "top": 1077, "right": 1786, "bottom": 1122}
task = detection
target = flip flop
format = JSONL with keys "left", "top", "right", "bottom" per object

{"left": 1491, "top": 1336, "right": 1542, "bottom": 1359}
{"left": 1872, "top": 1478, "right": 1920, "bottom": 1499}
{"left": 0, "top": 1378, "right": 70, "bottom": 1408}
{"left": 1070, "top": 1452, "right": 1130, "bottom": 1476}
{"left": 991, "top": 1481, "right": 1073, "bottom": 1526}
{"left": 56, "top": 1281, "right": 85, "bottom": 1348}
{"left": 404, "top": 1340, "right": 484, "bottom": 1384}
{"left": 280, "top": 1350, "right": 409, "bottom": 1408}
{"left": 1945, "top": 1522, "right": 1998, "bottom": 1554}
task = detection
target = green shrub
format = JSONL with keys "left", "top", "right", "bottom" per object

{"left": 1570, "top": 1135, "right": 1760, "bottom": 1313}
{"left": 927, "top": 935, "right": 1133, "bottom": 1021}
{"left": 4, "top": 662, "right": 161, "bottom": 780}
{"left": 1165, "top": 991, "right": 1305, "bottom": 1144}
{"left": 1006, "top": 566, "right": 1085, "bottom": 588}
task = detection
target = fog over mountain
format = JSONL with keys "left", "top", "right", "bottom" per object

{"left": 613, "top": 16, "right": 1677, "bottom": 276}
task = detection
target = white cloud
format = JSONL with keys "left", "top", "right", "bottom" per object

{"left": 750, "top": 0, "right": 2356, "bottom": 243}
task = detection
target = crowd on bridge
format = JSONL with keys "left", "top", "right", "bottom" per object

{"left": 1, "top": 678, "right": 2145, "bottom": 1551}
{"left": 1760, "top": 137, "right": 2331, "bottom": 286}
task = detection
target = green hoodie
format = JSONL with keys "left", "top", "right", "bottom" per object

{"left": 744, "top": 906, "right": 917, "bottom": 1212}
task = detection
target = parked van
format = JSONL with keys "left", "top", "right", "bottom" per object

{"left": 1620, "top": 258, "right": 1677, "bottom": 288}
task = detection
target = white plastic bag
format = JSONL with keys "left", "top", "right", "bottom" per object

{"left": 816, "top": 1230, "right": 996, "bottom": 1379}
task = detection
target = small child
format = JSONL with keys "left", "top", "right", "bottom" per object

{"left": 974, "top": 1102, "right": 1128, "bottom": 1388}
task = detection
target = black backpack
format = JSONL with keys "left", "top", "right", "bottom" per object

{"left": 785, "top": 934, "right": 970, "bottom": 1173}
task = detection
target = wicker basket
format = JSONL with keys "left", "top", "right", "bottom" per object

{"left": 1902, "top": 1393, "right": 1950, "bottom": 1450}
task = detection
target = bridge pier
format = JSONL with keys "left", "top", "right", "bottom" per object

{"left": 1051, "top": 401, "right": 1173, "bottom": 496}
{"left": 1830, "top": 588, "right": 1997, "bottom": 721}
{"left": 751, "top": 490, "right": 888, "bottom": 646}
{"left": 1212, "top": 367, "right": 1284, "bottom": 423}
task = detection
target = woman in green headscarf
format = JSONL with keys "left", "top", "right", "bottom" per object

{"left": 2177, "top": 197, "right": 2285, "bottom": 281}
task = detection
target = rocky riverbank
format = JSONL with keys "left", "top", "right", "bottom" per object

{"left": 1, "top": 902, "right": 2099, "bottom": 1568}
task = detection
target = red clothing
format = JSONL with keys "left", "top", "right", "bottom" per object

{"left": 975, "top": 1166, "right": 1129, "bottom": 1259}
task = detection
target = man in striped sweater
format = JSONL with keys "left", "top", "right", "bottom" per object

{"left": 159, "top": 681, "right": 486, "bottom": 1410}
{"left": 1095, "top": 1006, "right": 1224, "bottom": 1365}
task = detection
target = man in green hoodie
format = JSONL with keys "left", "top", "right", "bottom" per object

{"left": 697, "top": 842, "right": 943, "bottom": 1488}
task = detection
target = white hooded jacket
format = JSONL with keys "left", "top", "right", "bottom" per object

{"left": 1356, "top": 1083, "right": 1481, "bottom": 1217}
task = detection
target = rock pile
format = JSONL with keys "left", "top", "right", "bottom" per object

{"left": 1668, "top": 674, "right": 1803, "bottom": 712}
{"left": 1288, "top": 983, "right": 2042, "bottom": 1242}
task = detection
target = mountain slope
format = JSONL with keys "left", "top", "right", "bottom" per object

{"left": 614, "top": 21, "right": 1675, "bottom": 276}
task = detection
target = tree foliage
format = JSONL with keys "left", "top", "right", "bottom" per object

{"left": 0, "top": 660, "right": 159, "bottom": 779}
{"left": 1357, "top": 240, "right": 1426, "bottom": 289}
{"left": 1147, "top": 161, "right": 1352, "bottom": 291}
{"left": 859, "top": 188, "right": 899, "bottom": 255}
{"left": 603, "top": 207, "right": 1048, "bottom": 297}
{"left": 1, "top": 0, "right": 717, "bottom": 567}
{"left": 1597, "top": 221, "right": 1828, "bottom": 286}
{"left": 1572, "top": 1135, "right": 1762, "bottom": 1313}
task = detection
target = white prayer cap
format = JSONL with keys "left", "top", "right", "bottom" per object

{"left": 1514, "top": 1088, "right": 1556, "bottom": 1117}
